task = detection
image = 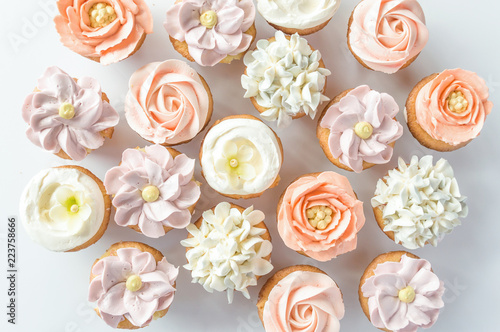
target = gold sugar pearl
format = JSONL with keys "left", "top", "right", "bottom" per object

{"left": 306, "top": 205, "right": 334, "bottom": 230}
{"left": 89, "top": 3, "right": 117, "bottom": 28}
{"left": 398, "top": 286, "right": 416, "bottom": 303}
{"left": 447, "top": 90, "right": 469, "bottom": 113}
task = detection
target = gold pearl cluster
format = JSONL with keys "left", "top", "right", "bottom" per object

{"left": 305, "top": 205, "right": 333, "bottom": 230}
{"left": 447, "top": 90, "right": 469, "bottom": 113}
{"left": 89, "top": 3, "right": 117, "bottom": 28}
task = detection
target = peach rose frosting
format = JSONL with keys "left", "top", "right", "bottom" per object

{"left": 277, "top": 172, "right": 365, "bottom": 261}
{"left": 415, "top": 68, "right": 493, "bottom": 145}
{"left": 55, "top": 0, "right": 153, "bottom": 65}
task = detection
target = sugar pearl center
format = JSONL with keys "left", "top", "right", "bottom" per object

{"left": 229, "top": 159, "right": 239, "bottom": 168}
{"left": 70, "top": 204, "right": 79, "bottom": 213}
{"left": 200, "top": 10, "right": 218, "bottom": 29}
{"left": 447, "top": 90, "right": 468, "bottom": 113}
{"left": 305, "top": 205, "right": 333, "bottom": 230}
{"left": 89, "top": 3, "right": 117, "bottom": 28}
{"left": 398, "top": 286, "right": 416, "bottom": 303}
{"left": 142, "top": 185, "right": 160, "bottom": 202}
{"left": 354, "top": 121, "right": 373, "bottom": 139}
{"left": 59, "top": 102, "right": 75, "bottom": 119}
{"left": 126, "top": 275, "right": 142, "bottom": 292}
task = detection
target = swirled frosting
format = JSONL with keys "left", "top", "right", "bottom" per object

{"left": 181, "top": 202, "right": 273, "bottom": 303}
{"left": 414, "top": 69, "right": 493, "bottom": 145}
{"left": 361, "top": 254, "right": 445, "bottom": 332}
{"left": 201, "top": 118, "right": 282, "bottom": 196}
{"left": 242, "top": 31, "right": 331, "bottom": 128}
{"left": 257, "top": 0, "right": 341, "bottom": 30}
{"left": 348, "top": 0, "right": 429, "bottom": 74}
{"left": 164, "top": 0, "right": 256, "bottom": 66}
{"left": 320, "top": 85, "right": 403, "bottom": 172}
{"left": 22, "top": 67, "right": 119, "bottom": 161}
{"left": 20, "top": 167, "right": 106, "bottom": 252}
{"left": 88, "top": 247, "right": 178, "bottom": 328}
{"left": 125, "top": 60, "right": 211, "bottom": 145}
{"left": 278, "top": 172, "right": 365, "bottom": 261}
{"left": 104, "top": 145, "right": 200, "bottom": 238}
{"left": 263, "top": 271, "right": 345, "bottom": 332}
{"left": 54, "top": 0, "right": 153, "bottom": 65}
{"left": 372, "top": 156, "right": 468, "bottom": 249}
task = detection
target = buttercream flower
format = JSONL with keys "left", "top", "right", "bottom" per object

{"left": 125, "top": 60, "right": 212, "bottom": 145}
{"left": 104, "top": 145, "right": 201, "bottom": 238}
{"left": 164, "top": 0, "right": 256, "bottom": 66}
{"left": 48, "top": 185, "right": 92, "bottom": 233}
{"left": 319, "top": 85, "right": 403, "bottom": 173}
{"left": 348, "top": 0, "right": 429, "bottom": 73}
{"left": 88, "top": 247, "right": 178, "bottom": 328}
{"left": 214, "top": 141, "right": 256, "bottom": 189}
{"left": 277, "top": 172, "right": 365, "bottom": 261}
{"left": 22, "top": 66, "right": 119, "bottom": 161}
{"left": 54, "top": 0, "right": 153, "bottom": 65}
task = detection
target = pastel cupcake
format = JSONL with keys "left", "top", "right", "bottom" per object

{"left": 55, "top": 0, "right": 153, "bottom": 64}
{"left": 181, "top": 202, "right": 273, "bottom": 303}
{"left": 242, "top": 31, "right": 331, "bottom": 128}
{"left": 257, "top": 0, "right": 341, "bottom": 35}
{"left": 359, "top": 251, "right": 445, "bottom": 332}
{"left": 104, "top": 145, "right": 201, "bottom": 238}
{"left": 164, "top": 0, "right": 256, "bottom": 66}
{"left": 257, "top": 265, "right": 345, "bottom": 331}
{"left": 89, "top": 242, "right": 178, "bottom": 329}
{"left": 19, "top": 166, "right": 111, "bottom": 252}
{"left": 125, "top": 60, "right": 213, "bottom": 145}
{"left": 22, "top": 66, "right": 119, "bottom": 161}
{"left": 317, "top": 85, "right": 403, "bottom": 172}
{"left": 406, "top": 68, "right": 493, "bottom": 151}
{"left": 372, "top": 155, "right": 468, "bottom": 249}
{"left": 277, "top": 172, "right": 365, "bottom": 261}
{"left": 347, "top": 0, "right": 429, "bottom": 74}
{"left": 200, "top": 115, "right": 283, "bottom": 199}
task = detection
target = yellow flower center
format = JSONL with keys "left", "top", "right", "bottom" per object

{"left": 142, "top": 185, "right": 160, "bottom": 202}
{"left": 70, "top": 204, "right": 79, "bottom": 213}
{"left": 398, "top": 286, "right": 416, "bottom": 303}
{"left": 89, "top": 2, "right": 117, "bottom": 28}
{"left": 59, "top": 102, "right": 75, "bottom": 119}
{"left": 200, "top": 10, "right": 218, "bottom": 29}
{"left": 305, "top": 205, "right": 333, "bottom": 230}
{"left": 229, "top": 158, "right": 239, "bottom": 168}
{"left": 447, "top": 90, "right": 468, "bottom": 113}
{"left": 126, "top": 275, "right": 142, "bottom": 292}
{"left": 354, "top": 121, "right": 373, "bottom": 139}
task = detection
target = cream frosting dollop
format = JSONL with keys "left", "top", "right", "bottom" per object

{"left": 320, "top": 85, "right": 403, "bottom": 172}
{"left": 22, "top": 66, "right": 119, "bottom": 161}
{"left": 201, "top": 118, "right": 282, "bottom": 196}
{"left": 181, "top": 202, "right": 273, "bottom": 303}
{"left": 104, "top": 145, "right": 200, "bottom": 238}
{"left": 263, "top": 270, "right": 345, "bottom": 332}
{"left": 125, "top": 60, "right": 211, "bottom": 145}
{"left": 257, "top": 0, "right": 341, "bottom": 30}
{"left": 20, "top": 167, "right": 106, "bottom": 252}
{"left": 348, "top": 0, "right": 429, "bottom": 74}
{"left": 54, "top": 0, "right": 153, "bottom": 65}
{"left": 414, "top": 69, "right": 493, "bottom": 145}
{"left": 372, "top": 155, "right": 468, "bottom": 249}
{"left": 361, "top": 254, "right": 445, "bottom": 332}
{"left": 88, "top": 248, "right": 178, "bottom": 328}
{"left": 242, "top": 31, "right": 331, "bottom": 128}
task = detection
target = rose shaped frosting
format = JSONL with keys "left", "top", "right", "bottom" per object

{"left": 414, "top": 69, "right": 493, "bottom": 145}
{"left": 125, "top": 60, "right": 211, "bottom": 145}
{"left": 278, "top": 172, "right": 365, "bottom": 261}
{"left": 263, "top": 271, "right": 345, "bottom": 332}
{"left": 22, "top": 66, "right": 119, "bottom": 161}
{"left": 55, "top": 0, "right": 153, "bottom": 65}
{"left": 88, "top": 248, "right": 178, "bottom": 328}
{"left": 361, "top": 254, "right": 445, "bottom": 332}
{"left": 164, "top": 0, "right": 256, "bottom": 66}
{"left": 320, "top": 85, "right": 403, "bottom": 172}
{"left": 348, "top": 0, "right": 429, "bottom": 74}
{"left": 104, "top": 145, "right": 200, "bottom": 238}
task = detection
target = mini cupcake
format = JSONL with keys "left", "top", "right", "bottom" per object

{"left": 104, "top": 145, "right": 201, "bottom": 238}
{"left": 359, "top": 251, "right": 445, "bottom": 332}
{"left": 55, "top": 0, "right": 153, "bottom": 65}
{"left": 22, "top": 66, "right": 119, "bottom": 161}
{"left": 257, "top": 265, "right": 345, "bottom": 331}
{"left": 347, "top": 0, "right": 429, "bottom": 74}
{"left": 200, "top": 115, "right": 283, "bottom": 199}
{"left": 257, "top": 0, "right": 341, "bottom": 35}
{"left": 317, "top": 85, "right": 403, "bottom": 172}
{"left": 89, "top": 241, "right": 178, "bottom": 329}
{"left": 164, "top": 0, "right": 256, "bottom": 66}
{"left": 181, "top": 202, "right": 273, "bottom": 303}
{"left": 125, "top": 60, "right": 213, "bottom": 145}
{"left": 277, "top": 172, "right": 365, "bottom": 261}
{"left": 372, "top": 155, "right": 468, "bottom": 249}
{"left": 406, "top": 68, "right": 493, "bottom": 151}
{"left": 242, "top": 31, "right": 331, "bottom": 128}
{"left": 19, "top": 166, "right": 111, "bottom": 252}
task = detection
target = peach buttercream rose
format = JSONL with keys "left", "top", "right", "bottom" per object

{"left": 277, "top": 172, "right": 365, "bottom": 261}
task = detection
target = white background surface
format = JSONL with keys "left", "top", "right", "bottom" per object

{"left": 1, "top": 0, "right": 499, "bottom": 331}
